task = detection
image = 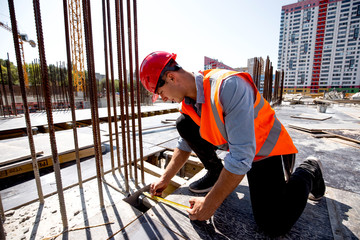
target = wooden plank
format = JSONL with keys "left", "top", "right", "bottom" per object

{"left": 291, "top": 114, "right": 332, "bottom": 121}
{"left": 141, "top": 161, "right": 186, "bottom": 188}
{"left": 322, "top": 131, "right": 360, "bottom": 144}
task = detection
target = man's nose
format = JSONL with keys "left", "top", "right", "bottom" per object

{"left": 160, "top": 93, "right": 168, "bottom": 102}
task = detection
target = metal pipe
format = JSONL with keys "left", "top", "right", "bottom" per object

{"left": 32, "top": 0, "right": 68, "bottom": 228}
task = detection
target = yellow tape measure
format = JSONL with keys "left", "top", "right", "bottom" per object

{"left": 143, "top": 192, "right": 190, "bottom": 210}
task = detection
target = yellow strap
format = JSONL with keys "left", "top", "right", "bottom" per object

{"left": 143, "top": 192, "right": 190, "bottom": 210}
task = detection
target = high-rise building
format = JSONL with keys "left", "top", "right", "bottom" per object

{"left": 248, "top": 57, "right": 264, "bottom": 75}
{"left": 277, "top": 0, "right": 360, "bottom": 94}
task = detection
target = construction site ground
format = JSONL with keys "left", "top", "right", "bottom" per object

{"left": 1, "top": 102, "right": 360, "bottom": 239}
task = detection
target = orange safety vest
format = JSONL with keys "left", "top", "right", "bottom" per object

{"left": 180, "top": 69, "right": 298, "bottom": 161}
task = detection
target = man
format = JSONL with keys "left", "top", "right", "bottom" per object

{"left": 139, "top": 51, "right": 325, "bottom": 236}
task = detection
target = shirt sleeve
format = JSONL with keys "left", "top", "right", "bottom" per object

{"left": 219, "top": 75, "right": 256, "bottom": 175}
{"left": 176, "top": 136, "right": 193, "bottom": 152}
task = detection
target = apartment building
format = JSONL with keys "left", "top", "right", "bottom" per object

{"left": 277, "top": 0, "right": 360, "bottom": 93}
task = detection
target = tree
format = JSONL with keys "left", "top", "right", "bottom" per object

{"left": 0, "top": 59, "right": 19, "bottom": 85}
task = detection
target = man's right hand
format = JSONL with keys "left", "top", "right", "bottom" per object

{"left": 150, "top": 179, "right": 168, "bottom": 197}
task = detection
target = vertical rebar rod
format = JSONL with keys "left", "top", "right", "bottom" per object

{"left": 102, "top": 0, "right": 115, "bottom": 172}
{"left": 82, "top": 0, "right": 104, "bottom": 207}
{"left": 106, "top": 0, "right": 121, "bottom": 175}
{"left": 32, "top": 62, "right": 40, "bottom": 112}
{"left": 32, "top": 0, "right": 68, "bottom": 228}
{"left": 0, "top": 74, "right": 4, "bottom": 117}
{"left": 133, "top": 0, "right": 144, "bottom": 184}
{"left": 269, "top": 65, "right": 273, "bottom": 102}
{"left": 120, "top": 0, "right": 133, "bottom": 179}
{"left": 6, "top": 54, "right": 17, "bottom": 116}
{"left": 63, "top": 0, "right": 83, "bottom": 188}
{"left": 279, "top": 70, "right": 285, "bottom": 105}
{"left": 0, "top": 61, "right": 9, "bottom": 116}
{"left": 8, "top": 0, "right": 45, "bottom": 206}
{"left": 0, "top": 192, "right": 4, "bottom": 221}
{"left": 0, "top": 209, "right": 5, "bottom": 240}
{"left": 126, "top": 0, "right": 138, "bottom": 185}
{"left": 115, "top": 0, "right": 129, "bottom": 192}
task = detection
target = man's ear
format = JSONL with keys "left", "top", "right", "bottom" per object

{"left": 167, "top": 72, "right": 176, "bottom": 82}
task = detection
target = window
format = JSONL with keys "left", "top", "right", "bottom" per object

{"left": 291, "top": 33, "right": 295, "bottom": 43}
{"left": 289, "top": 59, "right": 294, "bottom": 70}
{"left": 307, "top": 11, "right": 311, "bottom": 21}
{"left": 349, "top": 59, "right": 355, "bottom": 69}
{"left": 304, "top": 42, "right": 309, "bottom": 53}
{"left": 354, "top": 27, "right": 359, "bottom": 39}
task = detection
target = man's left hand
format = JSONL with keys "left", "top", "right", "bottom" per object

{"left": 186, "top": 196, "right": 218, "bottom": 221}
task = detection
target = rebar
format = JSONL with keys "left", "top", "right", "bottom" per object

{"left": 115, "top": 0, "right": 129, "bottom": 192}
{"left": 120, "top": 0, "right": 133, "bottom": 180}
{"left": 82, "top": 0, "right": 104, "bottom": 207}
{"left": 0, "top": 192, "right": 4, "bottom": 221}
{"left": 102, "top": 0, "right": 115, "bottom": 172}
{"left": 0, "top": 61, "right": 9, "bottom": 116}
{"left": 106, "top": 0, "right": 121, "bottom": 175}
{"left": 6, "top": 54, "right": 17, "bottom": 116}
{"left": 63, "top": 0, "right": 83, "bottom": 188}
{"left": 8, "top": 0, "right": 44, "bottom": 206}
{"left": 133, "top": 0, "right": 145, "bottom": 184}
{"left": 32, "top": 0, "right": 68, "bottom": 228}
{"left": 126, "top": 0, "right": 138, "bottom": 185}
{"left": 0, "top": 210, "right": 5, "bottom": 240}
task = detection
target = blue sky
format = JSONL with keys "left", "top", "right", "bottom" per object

{"left": 0, "top": 0, "right": 295, "bottom": 76}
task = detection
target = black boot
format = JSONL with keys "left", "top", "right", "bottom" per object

{"left": 189, "top": 160, "right": 223, "bottom": 193}
{"left": 176, "top": 114, "right": 223, "bottom": 193}
{"left": 299, "top": 156, "right": 326, "bottom": 201}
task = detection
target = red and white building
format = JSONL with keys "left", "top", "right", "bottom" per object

{"left": 277, "top": 0, "right": 360, "bottom": 93}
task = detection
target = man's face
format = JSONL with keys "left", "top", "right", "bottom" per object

{"left": 156, "top": 72, "right": 184, "bottom": 103}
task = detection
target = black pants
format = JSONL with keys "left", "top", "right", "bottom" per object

{"left": 177, "top": 114, "right": 313, "bottom": 236}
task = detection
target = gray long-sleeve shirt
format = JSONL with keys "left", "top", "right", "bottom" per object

{"left": 176, "top": 72, "right": 256, "bottom": 175}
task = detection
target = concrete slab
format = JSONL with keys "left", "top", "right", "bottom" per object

{"left": 0, "top": 103, "right": 178, "bottom": 132}
{"left": 3, "top": 168, "right": 159, "bottom": 240}
{"left": 145, "top": 170, "right": 334, "bottom": 239}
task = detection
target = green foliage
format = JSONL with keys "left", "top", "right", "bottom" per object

{"left": 0, "top": 59, "right": 19, "bottom": 85}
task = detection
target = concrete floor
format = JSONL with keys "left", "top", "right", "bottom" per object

{"left": 1, "top": 103, "right": 360, "bottom": 239}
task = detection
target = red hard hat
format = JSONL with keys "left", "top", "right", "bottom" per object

{"left": 140, "top": 51, "right": 177, "bottom": 101}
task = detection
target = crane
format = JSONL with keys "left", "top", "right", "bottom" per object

{"left": 68, "top": 0, "right": 86, "bottom": 93}
{"left": 0, "top": 21, "right": 36, "bottom": 88}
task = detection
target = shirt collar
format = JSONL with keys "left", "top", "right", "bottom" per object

{"left": 184, "top": 72, "right": 204, "bottom": 105}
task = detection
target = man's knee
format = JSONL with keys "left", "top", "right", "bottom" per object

{"left": 176, "top": 114, "right": 197, "bottom": 139}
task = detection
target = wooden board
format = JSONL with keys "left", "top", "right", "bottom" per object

{"left": 291, "top": 113, "right": 332, "bottom": 121}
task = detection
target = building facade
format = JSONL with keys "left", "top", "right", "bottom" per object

{"left": 278, "top": 0, "right": 360, "bottom": 94}
{"left": 248, "top": 57, "right": 265, "bottom": 75}
{"left": 204, "top": 56, "right": 236, "bottom": 71}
